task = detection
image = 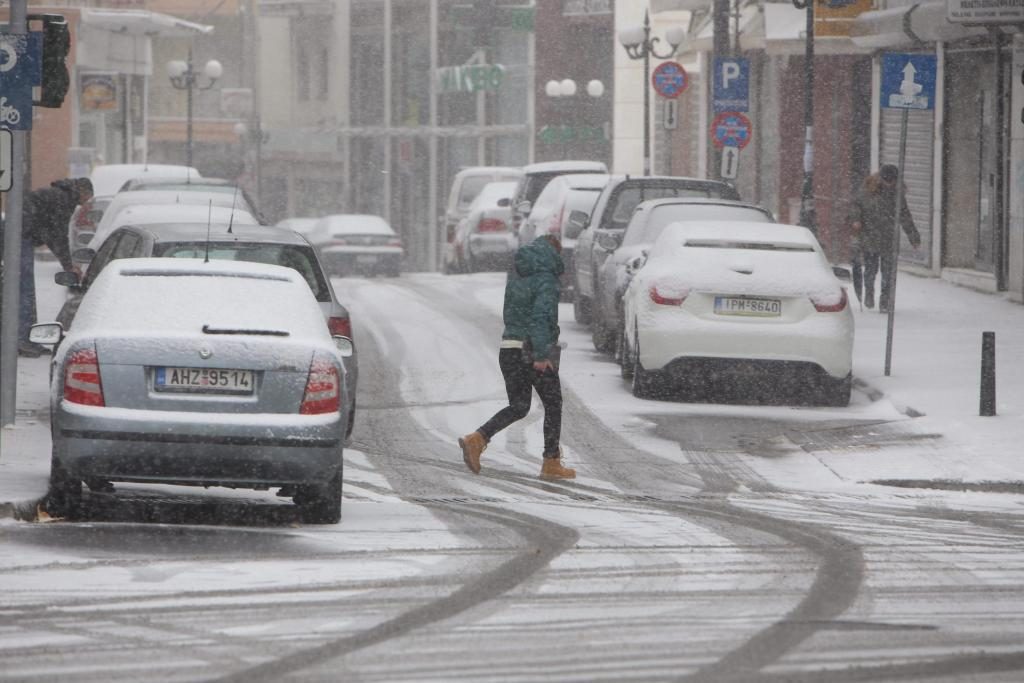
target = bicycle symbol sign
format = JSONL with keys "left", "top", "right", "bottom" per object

{"left": 711, "top": 111, "right": 753, "bottom": 149}
{"left": 651, "top": 61, "right": 688, "bottom": 99}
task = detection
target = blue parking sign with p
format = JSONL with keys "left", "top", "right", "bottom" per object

{"left": 713, "top": 57, "right": 749, "bottom": 113}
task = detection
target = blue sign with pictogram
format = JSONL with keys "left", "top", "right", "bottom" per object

{"left": 880, "top": 53, "right": 936, "bottom": 110}
{"left": 651, "top": 61, "right": 688, "bottom": 99}
{"left": 713, "top": 57, "right": 749, "bottom": 113}
{"left": 0, "top": 33, "right": 40, "bottom": 130}
{"left": 711, "top": 111, "right": 752, "bottom": 149}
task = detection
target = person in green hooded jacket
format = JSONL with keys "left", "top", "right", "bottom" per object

{"left": 459, "top": 234, "right": 576, "bottom": 480}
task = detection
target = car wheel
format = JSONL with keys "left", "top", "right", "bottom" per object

{"left": 631, "top": 335, "right": 661, "bottom": 400}
{"left": 573, "top": 294, "right": 592, "bottom": 325}
{"left": 619, "top": 325, "right": 634, "bottom": 380}
{"left": 46, "top": 454, "right": 81, "bottom": 518}
{"left": 819, "top": 373, "right": 852, "bottom": 407}
{"left": 591, "top": 316, "right": 616, "bottom": 354}
{"left": 296, "top": 467, "right": 342, "bottom": 524}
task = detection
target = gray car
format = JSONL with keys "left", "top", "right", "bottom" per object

{"left": 31, "top": 258, "right": 353, "bottom": 524}
{"left": 56, "top": 223, "right": 359, "bottom": 439}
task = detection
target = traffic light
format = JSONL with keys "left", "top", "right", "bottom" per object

{"left": 33, "top": 14, "right": 70, "bottom": 108}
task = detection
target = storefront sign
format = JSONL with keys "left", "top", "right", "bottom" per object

{"left": 947, "top": 0, "right": 1024, "bottom": 23}
{"left": 437, "top": 63, "right": 505, "bottom": 94}
{"left": 80, "top": 73, "right": 118, "bottom": 112}
{"left": 563, "top": 0, "right": 612, "bottom": 15}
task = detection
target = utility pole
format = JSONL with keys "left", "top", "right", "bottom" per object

{"left": 712, "top": 0, "right": 730, "bottom": 181}
{"left": 793, "top": 0, "right": 816, "bottom": 234}
{"left": 0, "top": 0, "right": 29, "bottom": 429}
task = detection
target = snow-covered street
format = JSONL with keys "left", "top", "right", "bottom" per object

{"left": 2, "top": 266, "right": 1024, "bottom": 682}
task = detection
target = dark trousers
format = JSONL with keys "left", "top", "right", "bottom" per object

{"left": 478, "top": 348, "right": 562, "bottom": 457}
{"left": 18, "top": 238, "right": 36, "bottom": 342}
{"left": 862, "top": 250, "right": 895, "bottom": 309}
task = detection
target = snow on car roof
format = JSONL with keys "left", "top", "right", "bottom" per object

{"left": 522, "top": 160, "right": 608, "bottom": 174}
{"left": 472, "top": 181, "right": 518, "bottom": 206}
{"left": 89, "top": 204, "right": 260, "bottom": 250}
{"left": 72, "top": 258, "right": 328, "bottom": 341}
{"left": 318, "top": 214, "right": 394, "bottom": 235}
{"left": 90, "top": 164, "right": 201, "bottom": 198}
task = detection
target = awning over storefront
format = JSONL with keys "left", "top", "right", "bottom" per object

{"left": 80, "top": 9, "right": 213, "bottom": 37}
{"left": 77, "top": 9, "right": 214, "bottom": 76}
{"left": 850, "top": 2, "right": 995, "bottom": 48}
{"left": 685, "top": 3, "right": 870, "bottom": 55}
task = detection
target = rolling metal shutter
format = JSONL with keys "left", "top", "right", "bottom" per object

{"left": 879, "top": 107, "right": 934, "bottom": 268}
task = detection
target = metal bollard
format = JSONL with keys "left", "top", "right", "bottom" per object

{"left": 980, "top": 331, "right": 996, "bottom": 416}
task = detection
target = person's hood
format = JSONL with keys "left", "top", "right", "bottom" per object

{"left": 51, "top": 179, "right": 78, "bottom": 196}
{"left": 515, "top": 236, "right": 564, "bottom": 277}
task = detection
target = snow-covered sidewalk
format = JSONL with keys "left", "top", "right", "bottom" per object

{"left": 2, "top": 261, "right": 1022, "bottom": 518}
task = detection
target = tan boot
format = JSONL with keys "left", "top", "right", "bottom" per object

{"left": 458, "top": 431, "right": 487, "bottom": 474}
{"left": 539, "top": 453, "right": 576, "bottom": 480}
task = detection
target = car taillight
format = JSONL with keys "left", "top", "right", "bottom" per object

{"left": 300, "top": 356, "right": 340, "bottom": 415}
{"left": 811, "top": 288, "right": 848, "bottom": 313}
{"left": 64, "top": 347, "right": 104, "bottom": 406}
{"left": 327, "top": 315, "right": 352, "bottom": 338}
{"left": 649, "top": 286, "right": 687, "bottom": 306}
{"left": 477, "top": 218, "right": 506, "bottom": 233}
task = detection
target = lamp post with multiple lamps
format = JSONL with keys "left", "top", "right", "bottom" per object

{"left": 543, "top": 78, "right": 605, "bottom": 159}
{"left": 617, "top": 11, "right": 685, "bottom": 175}
{"left": 166, "top": 48, "right": 223, "bottom": 169}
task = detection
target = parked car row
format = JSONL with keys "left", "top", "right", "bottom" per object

{"left": 446, "top": 163, "right": 856, "bottom": 408}
{"left": 32, "top": 163, "right": 363, "bottom": 523}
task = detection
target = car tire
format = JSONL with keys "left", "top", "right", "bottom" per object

{"left": 573, "top": 294, "right": 592, "bottom": 325}
{"left": 819, "top": 373, "right": 852, "bottom": 407}
{"left": 591, "top": 316, "right": 616, "bottom": 354}
{"left": 296, "top": 467, "right": 342, "bottom": 524}
{"left": 619, "top": 326, "right": 634, "bottom": 380}
{"left": 345, "top": 398, "right": 356, "bottom": 441}
{"left": 46, "top": 454, "right": 81, "bottom": 518}
{"left": 631, "top": 335, "right": 661, "bottom": 400}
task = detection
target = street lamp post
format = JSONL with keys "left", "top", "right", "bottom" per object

{"left": 167, "top": 47, "right": 223, "bottom": 169}
{"left": 618, "top": 10, "right": 685, "bottom": 175}
{"left": 791, "top": 0, "right": 816, "bottom": 234}
{"left": 543, "top": 78, "right": 605, "bottom": 159}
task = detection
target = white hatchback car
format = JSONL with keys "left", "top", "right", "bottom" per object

{"left": 622, "top": 221, "right": 854, "bottom": 405}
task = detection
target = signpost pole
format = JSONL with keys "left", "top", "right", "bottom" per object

{"left": 0, "top": 0, "right": 29, "bottom": 430}
{"left": 884, "top": 106, "right": 909, "bottom": 376}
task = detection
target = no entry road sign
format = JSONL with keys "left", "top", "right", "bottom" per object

{"left": 711, "top": 111, "right": 752, "bottom": 149}
{"left": 651, "top": 61, "right": 688, "bottom": 99}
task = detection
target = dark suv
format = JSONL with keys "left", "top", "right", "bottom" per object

{"left": 572, "top": 176, "right": 741, "bottom": 346}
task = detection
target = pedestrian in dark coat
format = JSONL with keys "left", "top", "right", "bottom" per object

{"left": 458, "top": 234, "right": 576, "bottom": 480}
{"left": 11, "top": 177, "right": 92, "bottom": 355}
{"left": 849, "top": 164, "right": 920, "bottom": 312}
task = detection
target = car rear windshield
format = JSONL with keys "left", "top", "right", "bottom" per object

{"left": 684, "top": 239, "right": 814, "bottom": 252}
{"left": 154, "top": 242, "right": 332, "bottom": 302}
{"left": 608, "top": 187, "right": 737, "bottom": 229}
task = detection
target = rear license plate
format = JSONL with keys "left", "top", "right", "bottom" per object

{"left": 714, "top": 296, "right": 782, "bottom": 317}
{"left": 356, "top": 255, "right": 378, "bottom": 264}
{"left": 155, "top": 367, "right": 254, "bottom": 394}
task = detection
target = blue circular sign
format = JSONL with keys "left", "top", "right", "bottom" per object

{"left": 651, "top": 61, "right": 688, "bottom": 99}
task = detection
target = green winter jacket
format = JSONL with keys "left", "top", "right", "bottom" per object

{"left": 501, "top": 236, "right": 564, "bottom": 361}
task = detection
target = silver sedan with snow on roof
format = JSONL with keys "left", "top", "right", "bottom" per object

{"left": 31, "top": 258, "right": 353, "bottom": 524}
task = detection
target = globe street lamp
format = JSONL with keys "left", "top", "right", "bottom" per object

{"left": 167, "top": 49, "right": 223, "bottom": 169}
{"left": 618, "top": 11, "right": 685, "bottom": 175}
{"left": 544, "top": 78, "right": 604, "bottom": 159}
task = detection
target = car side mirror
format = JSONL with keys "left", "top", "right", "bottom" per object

{"left": 564, "top": 210, "right": 589, "bottom": 239}
{"left": 515, "top": 200, "right": 532, "bottom": 215}
{"left": 54, "top": 270, "right": 81, "bottom": 287}
{"left": 72, "top": 247, "right": 96, "bottom": 264}
{"left": 29, "top": 322, "right": 64, "bottom": 347}
{"left": 333, "top": 335, "right": 354, "bottom": 357}
{"left": 626, "top": 252, "right": 648, "bottom": 274}
{"left": 497, "top": 197, "right": 511, "bottom": 207}
{"left": 597, "top": 232, "right": 622, "bottom": 252}
{"left": 832, "top": 265, "right": 852, "bottom": 282}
